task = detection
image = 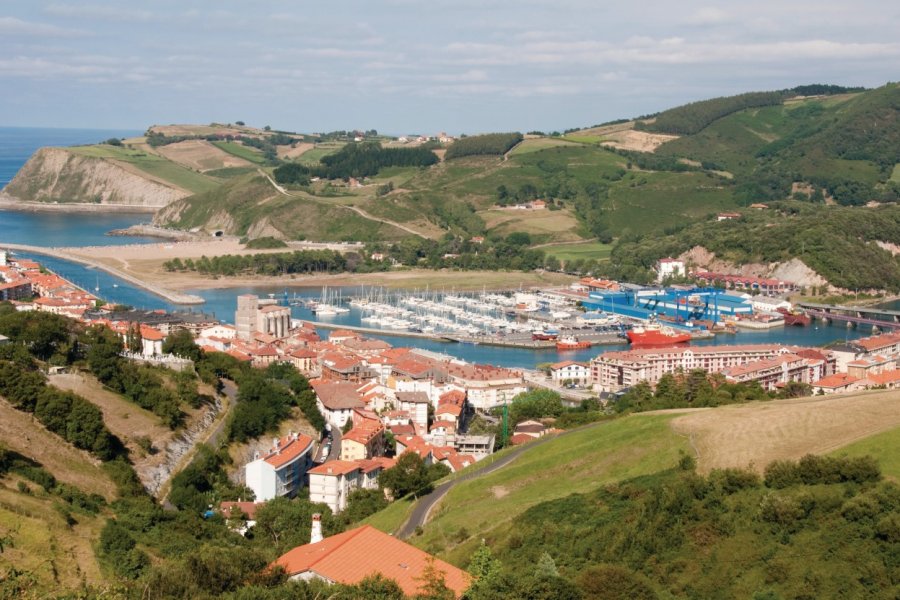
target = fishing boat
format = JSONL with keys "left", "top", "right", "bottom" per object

{"left": 776, "top": 307, "right": 811, "bottom": 326}
{"left": 556, "top": 336, "right": 592, "bottom": 351}
{"left": 627, "top": 319, "right": 691, "bottom": 346}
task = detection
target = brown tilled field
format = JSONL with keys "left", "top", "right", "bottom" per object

{"left": 670, "top": 390, "right": 900, "bottom": 473}
{"left": 155, "top": 139, "right": 252, "bottom": 171}
{"left": 276, "top": 142, "right": 315, "bottom": 159}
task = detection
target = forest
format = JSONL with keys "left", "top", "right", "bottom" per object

{"left": 444, "top": 132, "right": 523, "bottom": 159}
{"left": 636, "top": 91, "right": 786, "bottom": 135}
{"left": 314, "top": 141, "right": 438, "bottom": 179}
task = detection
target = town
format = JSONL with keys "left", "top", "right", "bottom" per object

{"left": 4, "top": 246, "right": 900, "bottom": 595}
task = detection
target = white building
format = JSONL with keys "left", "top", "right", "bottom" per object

{"left": 656, "top": 257, "right": 685, "bottom": 283}
{"left": 311, "top": 380, "right": 365, "bottom": 429}
{"left": 245, "top": 433, "right": 315, "bottom": 502}
{"left": 307, "top": 457, "right": 393, "bottom": 514}
{"left": 549, "top": 361, "right": 590, "bottom": 386}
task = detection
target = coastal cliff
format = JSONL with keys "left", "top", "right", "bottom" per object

{"left": 2, "top": 147, "right": 190, "bottom": 208}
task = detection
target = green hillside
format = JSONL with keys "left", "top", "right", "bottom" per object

{"left": 474, "top": 458, "right": 898, "bottom": 599}
{"left": 154, "top": 174, "right": 412, "bottom": 241}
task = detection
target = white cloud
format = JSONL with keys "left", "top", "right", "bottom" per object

{"left": 684, "top": 7, "right": 732, "bottom": 26}
{"left": 0, "top": 16, "right": 84, "bottom": 37}
{"left": 44, "top": 3, "right": 156, "bottom": 22}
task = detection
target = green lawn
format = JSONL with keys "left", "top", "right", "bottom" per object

{"left": 561, "top": 134, "right": 604, "bottom": 145}
{"left": 830, "top": 425, "right": 900, "bottom": 479}
{"left": 890, "top": 163, "right": 900, "bottom": 183}
{"left": 67, "top": 144, "right": 220, "bottom": 194}
{"left": 404, "top": 414, "right": 689, "bottom": 562}
{"left": 542, "top": 241, "right": 613, "bottom": 262}
{"left": 210, "top": 141, "right": 266, "bottom": 164}
{"left": 297, "top": 142, "right": 346, "bottom": 166}
{"left": 508, "top": 137, "right": 581, "bottom": 156}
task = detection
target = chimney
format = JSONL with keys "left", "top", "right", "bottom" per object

{"left": 273, "top": 437, "right": 280, "bottom": 453}
{"left": 311, "top": 513, "right": 323, "bottom": 544}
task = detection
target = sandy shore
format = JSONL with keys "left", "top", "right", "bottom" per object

{"left": 60, "top": 240, "right": 572, "bottom": 291}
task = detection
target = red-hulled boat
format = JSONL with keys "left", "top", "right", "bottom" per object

{"left": 556, "top": 336, "right": 592, "bottom": 351}
{"left": 626, "top": 321, "right": 692, "bottom": 346}
{"left": 776, "top": 307, "right": 811, "bottom": 326}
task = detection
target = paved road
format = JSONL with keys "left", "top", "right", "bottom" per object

{"left": 396, "top": 424, "right": 589, "bottom": 539}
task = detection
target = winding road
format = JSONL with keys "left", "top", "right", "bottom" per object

{"left": 396, "top": 425, "right": 583, "bottom": 539}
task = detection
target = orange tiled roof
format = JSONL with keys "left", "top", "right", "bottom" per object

{"left": 262, "top": 434, "right": 314, "bottom": 468}
{"left": 273, "top": 525, "right": 470, "bottom": 597}
{"left": 813, "top": 373, "right": 860, "bottom": 388}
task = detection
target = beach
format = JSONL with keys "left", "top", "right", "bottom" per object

{"left": 60, "top": 239, "right": 573, "bottom": 292}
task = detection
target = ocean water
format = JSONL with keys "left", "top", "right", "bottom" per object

{"left": 0, "top": 127, "right": 879, "bottom": 368}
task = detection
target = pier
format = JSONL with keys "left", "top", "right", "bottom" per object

{"left": 1, "top": 242, "right": 205, "bottom": 305}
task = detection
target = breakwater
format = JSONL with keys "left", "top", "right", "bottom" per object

{"left": 1, "top": 242, "right": 204, "bottom": 305}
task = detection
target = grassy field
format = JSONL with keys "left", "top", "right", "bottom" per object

{"left": 479, "top": 207, "right": 583, "bottom": 240}
{"left": 604, "top": 170, "right": 737, "bottom": 234}
{"left": 541, "top": 241, "right": 613, "bottom": 262}
{"left": 890, "top": 163, "right": 900, "bottom": 183}
{"left": 155, "top": 139, "right": 253, "bottom": 172}
{"left": 67, "top": 144, "right": 220, "bottom": 194}
{"left": 296, "top": 142, "right": 346, "bottom": 166}
{"left": 671, "top": 389, "right": 900, "bottom": 474}
{"left": 561, "top": 134, "right": 604, "bottom": 145}
{"left": 0, "top": 481, "right": 105, "bottom": 591}
{"left": 210, "top": 141, "right": 266, "bottom": 164}
{"left": 507, "top": 137, "right": 581, "bottom": 156}
{"left": 830, "top": 424, "right": 900, "bottom": 479}
{"left": 407, "top": 414, "right": 688, "bottom": 563}
{"left": 0, "top": 398, "right": 117, "bottom": 499}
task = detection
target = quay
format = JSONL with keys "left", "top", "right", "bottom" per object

{"left": 1, "top": 242, "right": 205, "bottom": 305}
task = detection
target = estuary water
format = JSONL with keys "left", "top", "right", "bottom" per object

{"left": 0, "top": 127, "right": 876, "bottom": 369}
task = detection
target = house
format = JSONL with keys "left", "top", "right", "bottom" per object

{"left": 274, "top": 523, "right": 470, "bottom": 597}
{"left": 549, "top": 361, "right": 590, "bottom": 386}
{"left": 749, "top": 203, "right": 769, "bottom": 209}
{"left": 340, "top": 410, "right": 385, "bottom": 461}
{"left": 244, "top": 432, "right": 315, "bottom": 502}
{"left": 812, "top": 373, "right": 862, "bottom": 394}
{"left": 307, "top": 457, "right": 394, "bottom": 514}
{"left": 288, "top": 348, "right": 317, "bottom": 372}
{"left": 311, "top": 380, "right": 365, "bottom": 429}
{"left": 394, "top": 391, "right": 430, "bottom": 430}
{"left": 513, "top": 420, "right": 547, "bottom": 440}
{"left": 656, "top": 257, "right": 685, "bottom": 283}
{"left": 530, "top": 199, "right": 546, "bottom": 209}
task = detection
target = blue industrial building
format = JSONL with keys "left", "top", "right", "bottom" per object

{"left": 582, "top": 287, "right": 753, "bottom": 329}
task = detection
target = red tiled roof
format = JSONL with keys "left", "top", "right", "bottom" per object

{"left": 510, "top": 433, "right": 537, "bottom": 445}
{"left": 864, "top": 370, "right": 900, "bottom": 385}
{"left": 309, "top": 460, "right": 360, "bottom": 476}
{"left": 311, "top": 380, "right": 365, "bottom": 411}
{"left": 274, "top": 525, "right": 471, "bottom": 596}
{"left": 436, "top": 404, "right": 462, "bottom": 417}
{"left": 219, "top": 501, "right": 261, "bottom": 520}
{"left": 262, "top": 434, "right": 314, "bottom": 468}
{"left": 813, "top": 373, "right": 860, "bottom": 388}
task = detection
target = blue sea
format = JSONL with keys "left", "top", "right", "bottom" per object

{"left": 0, "top": 127, "right": 881, "bottom": 368}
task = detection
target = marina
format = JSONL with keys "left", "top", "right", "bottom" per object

{"left": 0, "top": 209, "right": 886, "bottom": 370}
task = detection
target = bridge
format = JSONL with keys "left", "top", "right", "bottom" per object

{"left": 796, "top": 301, "right": 900, "bottom": 320}
{"left": 798, "top": 303, "right": 900, "bottom": 331}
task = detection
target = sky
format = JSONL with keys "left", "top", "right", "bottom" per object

{"left": 1, "top": 1, "right": 898, "bottom": 134}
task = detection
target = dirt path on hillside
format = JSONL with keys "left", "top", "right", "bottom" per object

{"left": 257, "top": 169, "right": 434, "bottom": 239}
{"left": 671, "top": 390, "right": 900, "bottom": 473}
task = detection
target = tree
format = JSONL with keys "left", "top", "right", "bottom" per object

{"left": 162, "top": 328, "right": 204, "bottom": 361}
{"left": 577, "top": 564, "right": 658, "bottom": 600}
{"left": 379, "top": 452, "right": 432, "bottom": 499}
{"left": 340, "top": 574, "right": 405, "bottom": 599}
{"left": 414, "top": 557, "right": 455, "bottom": 600}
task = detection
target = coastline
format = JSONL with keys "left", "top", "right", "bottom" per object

{"left": 0, "top": 193, "right": 158, "bottom": 214}
{"left": 0, "top": 242, "right": 205, "bottom": 305}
